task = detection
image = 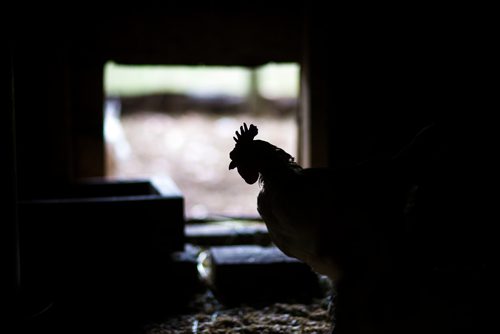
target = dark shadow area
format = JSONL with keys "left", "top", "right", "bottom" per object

{"left": 3, "top": 4, "right": 492, "bottom": 334}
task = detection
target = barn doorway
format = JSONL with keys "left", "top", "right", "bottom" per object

{"left": 103, "top": 62, "right": 299, "bottom": 220}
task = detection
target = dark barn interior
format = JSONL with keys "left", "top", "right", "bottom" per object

{"left": 2, "top": 4, "right": 491, "bottom": 334}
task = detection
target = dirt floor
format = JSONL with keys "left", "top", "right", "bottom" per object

{"left": 106, "top": 111, "right": 298, "bottom": 219}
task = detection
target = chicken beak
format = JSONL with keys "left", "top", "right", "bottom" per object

{"left": 229, "top": 160, "right": 237, "bottom": 170}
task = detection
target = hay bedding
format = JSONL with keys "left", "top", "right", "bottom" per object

{"left": 144, "top": 291, "right": 333, "bottom": 334}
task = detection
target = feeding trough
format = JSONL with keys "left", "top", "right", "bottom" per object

{"left": 18, "top": 177, "right": 185, "bottom": 310}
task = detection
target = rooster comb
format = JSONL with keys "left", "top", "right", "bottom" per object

{"left": 233, "top": 123, "right": 258, "bottom": 144}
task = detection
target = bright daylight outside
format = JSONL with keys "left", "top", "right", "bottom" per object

{"left": 104, "top": 62, "right": 299, "bottom": 220}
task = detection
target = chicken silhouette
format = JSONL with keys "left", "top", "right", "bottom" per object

{"left": 229, "top": 123, "right": 407, "bottom": 280}
{"left": 229, "top": 122, "right": 446, "bottom": 333}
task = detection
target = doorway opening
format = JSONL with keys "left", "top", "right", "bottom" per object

{"left": 103, "top": 62, "right": 300, "bottom": 220}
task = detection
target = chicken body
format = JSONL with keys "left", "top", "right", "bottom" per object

{"left": 257, "top": 164, "right": 339, "bottom": 278}
{"left": 229, "top": 124, "right": 405, "bottom": 282}
{"left": 229, "top": 123, "right": 474, "bottom": 333}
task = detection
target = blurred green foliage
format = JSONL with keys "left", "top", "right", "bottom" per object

{"left": 104, "top": 62, "right": 299, "bottom": 99}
